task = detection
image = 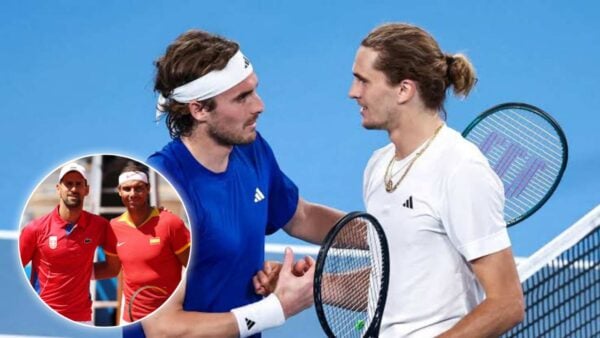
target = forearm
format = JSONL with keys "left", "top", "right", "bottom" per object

{"left": 142, "top": 310, "right": 239, "bottom": 338}
{"left": 438, "top": 296, "right": 524, "bottom": 338}
{"left": 322, "top": 268, "right": 370, "bottom": 311}
{"left": 284, "top": 199, "right": 344, "bottom": 244}
{"left": 144, "top": 293, "right": 289, "bottom": 338}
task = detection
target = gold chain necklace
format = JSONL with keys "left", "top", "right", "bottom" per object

{"left": 384, "top": 124, "right": 444, "bottom": 193}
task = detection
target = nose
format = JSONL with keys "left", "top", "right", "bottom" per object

{"left": 252, "top": 93, "right": 265, "bottom": 115}
{"left": 348, "top": 79, "right": 361, "bottom": 99}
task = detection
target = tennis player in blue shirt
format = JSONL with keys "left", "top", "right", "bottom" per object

{"left": 124, "top": 29, "right": 344, "bottom": 338}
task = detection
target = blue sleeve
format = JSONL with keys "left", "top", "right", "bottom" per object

{"left": 147, "top": 144, "right": 185, "bottom": 199}
{"left": 255, "top": 134, "right": 299, "bottom": 235}
{"left": 122, "top": 322, "right": 145, "bottom": 338}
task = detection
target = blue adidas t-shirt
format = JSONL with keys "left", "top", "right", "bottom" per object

{"left": 124, "top": 132, "right": 299, "bottom": 338}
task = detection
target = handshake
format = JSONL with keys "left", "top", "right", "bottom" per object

{"left": 252, "top": 247, "right": 316, "bottom": 318}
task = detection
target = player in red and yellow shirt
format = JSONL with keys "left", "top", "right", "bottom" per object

{"left": 94, "top": 164, "right": 190, "bottom": 323}
{"left": 19, "top": 162, "right": 109, "bottom": 323}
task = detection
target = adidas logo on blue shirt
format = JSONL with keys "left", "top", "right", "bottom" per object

{"left": 254, "top": 188, "right": 265, "bottom": 203}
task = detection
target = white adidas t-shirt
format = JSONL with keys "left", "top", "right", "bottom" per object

{"left": 363, "top": 125, "right": 510, "bottom": 337}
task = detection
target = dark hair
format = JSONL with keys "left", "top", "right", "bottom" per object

{"left": 361, "top": 23, "right": 477, "bottom": 112}
{"left": 154, "top": 30, "right": 239, "bottom": 138}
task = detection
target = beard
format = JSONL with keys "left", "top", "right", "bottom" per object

{"left": 207, "top": 119, "right": 257, "bottom": 146}
{"left": 62, "top": 195, "right": 82, "bottom": 208}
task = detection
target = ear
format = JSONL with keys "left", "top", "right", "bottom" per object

{"left": 188, "top": 101, "right": 211, "bottom": 122}
{"left": 396, "top": 79, "right": 417, "bottom": 105}
{"left": 83, "top": 184, "right": 90, "bottom": 197}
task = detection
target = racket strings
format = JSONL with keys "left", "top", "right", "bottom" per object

{"left": 473, "top": 117, "right": 563, "bottom": 171}
{"left": 464, "top": 107, "right": 566, "bottom": 224}
{"left": 321, "top": 217, "right": 385, "bottom": 337}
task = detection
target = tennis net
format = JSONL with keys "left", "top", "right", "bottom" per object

{"left": 504, "top": 205, "right": 600, "bottom": 337}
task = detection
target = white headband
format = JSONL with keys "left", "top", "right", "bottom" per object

{"left": 156, "top": 50, "right": 253, "bottom": 119}
{"left": 118, "top": 171, "right": 149, "bottom": 185}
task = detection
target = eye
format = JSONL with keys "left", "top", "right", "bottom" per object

{"left": 235, "top": 95, "right": 249, "bottom": 103}
{"left": 234, "top": 90, "right": 254, "bottom": 103}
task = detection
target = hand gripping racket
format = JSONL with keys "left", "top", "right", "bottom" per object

{"left": 314, "top": 212, "right": 390, "bottom": 338}
{"left": 462, "top": 102, "right": 568, "bottom": 226}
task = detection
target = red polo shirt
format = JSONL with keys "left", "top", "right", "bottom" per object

{"left": 104, "top": 208, "right": 190, "bottom": 322}
{"left": 19, "top": 206, "right": 108, "bottom": 322}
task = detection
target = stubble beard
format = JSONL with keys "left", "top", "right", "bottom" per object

{"left": 207, "top": 120, "right": 256, "bottom": 146}
{"left": 362, "top": 118, "right": 388, "bottom": 131}
{"left": 362, "top": 106, "right": 392, "bottom": 131}
{"left": 62, "top": 195, "right": 82, "bottom": 209}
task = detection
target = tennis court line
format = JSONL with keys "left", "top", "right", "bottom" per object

{"left": 265, "top": 243, "right": 320, "bottom": 256}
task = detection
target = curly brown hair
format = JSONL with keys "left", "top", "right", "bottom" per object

{"left": 154, "top": 30, "right": 239, "bottom": 138}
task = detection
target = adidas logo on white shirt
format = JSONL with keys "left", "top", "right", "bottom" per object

{"left": 403, "top": 196, "right": 414, "bottom": 209}
{"left": 254, "top": 188, "right": 265, "bottom": 203}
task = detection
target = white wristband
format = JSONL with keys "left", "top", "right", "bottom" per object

{"left": 231, "top": 294, "right": 286, "bottom": 337}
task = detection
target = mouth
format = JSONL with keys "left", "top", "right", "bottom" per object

{"left": 245, "top": 118, "right": 258, "bottom": 129}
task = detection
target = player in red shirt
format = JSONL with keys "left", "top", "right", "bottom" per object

{"left": 19, "top": 162, "right": 109, "bottom": 323}
{"left": 94, "top": 163, "right": 190, "bottom": 323}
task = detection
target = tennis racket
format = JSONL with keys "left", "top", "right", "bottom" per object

{"left": 127, "top": 285, "right": 169, "bottom": 322}
{"left": 314, "top": 212, "right": 390, "bottom": 338}
{"left": 462, "top": 102, "right": 568, "bottom": 226}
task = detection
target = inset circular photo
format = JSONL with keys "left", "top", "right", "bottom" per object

{"left": 18, "top": 154, "right": 191, "bottom": 327}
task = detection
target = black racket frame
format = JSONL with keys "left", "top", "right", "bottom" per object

{"left": 314, "top": 211, "right": 390, "bottom": 338}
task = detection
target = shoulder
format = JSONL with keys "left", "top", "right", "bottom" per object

{"left": 158, "top": 210, "right": 184, "bottom": 224}
{"left": 85, "top": 211, "right": 110, "bottom": 226}
{"left": 22, "top": 212, "right": 53, "bottom": 232}
{"left": 147, "top": 139, "right": 187, "bottom": 174}
{"left": 436, "top": 126, "right": 491, "bottom": 169}
{"left": 30, "top": 211, "right": 53, "bottom": 225}
{"left": 148, "top": 140, "right": 178, "bottom": 170}
{"left": 148, "top": 139, "right": 188, "bottom": 186}
{"left": 437, "top": 127, "right": 503, "bottom": 191}
{"left": 109, "top": 216, "right": 124, "bottom": 227}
